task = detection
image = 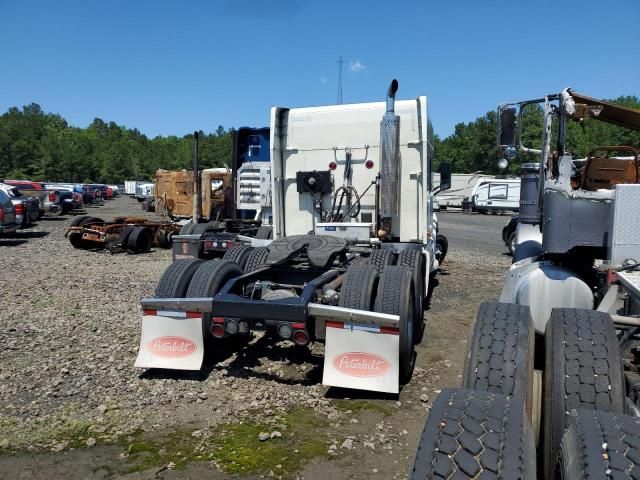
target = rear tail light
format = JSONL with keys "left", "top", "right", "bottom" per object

{"left": 15, "top": 203, "right": 24, "bottom": 215}
{"left": 48, "top": 192, "right": 56, "bottom": 202}
{"left": 0, "top": 208, "right": 4, "bottom": 222}
{"left": 293, "top": 329, "right": 310, "bottom": 346}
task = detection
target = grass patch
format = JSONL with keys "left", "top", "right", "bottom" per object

{"left": 331, "top": 399, "right": 392, "bottom": 416}
{"left": 0, "top": 404, "right": 94, "bottom": 451}
{"left": 124, "top": 407, "right": 329, "bottom": 477}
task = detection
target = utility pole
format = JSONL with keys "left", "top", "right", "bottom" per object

{"left": 337, "top": 56, "right": 343, "bottom": 104}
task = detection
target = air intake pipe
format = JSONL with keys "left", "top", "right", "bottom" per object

{"left": 378, "top": 79, "right": 400, "bottom": 237}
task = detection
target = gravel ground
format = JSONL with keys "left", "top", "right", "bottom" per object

{"left": 0, "top": 198, "right": 512, "bottom": 479}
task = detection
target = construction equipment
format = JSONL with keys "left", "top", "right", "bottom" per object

{"left": 411, "top": 90, "right": 640, "bottom": 479}
{"left": 134, "top": 80, "right": 450, "bottom": 394}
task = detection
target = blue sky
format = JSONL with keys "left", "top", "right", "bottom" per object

{"left": 1, "top": 0, "right": 638, "bottom": 139}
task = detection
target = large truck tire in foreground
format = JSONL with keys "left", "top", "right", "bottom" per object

{"left": 134, "top": 80, "right": 450, "bottom": 394}
{"left": 411, "top": 90, "right": 640, "bottom": 479}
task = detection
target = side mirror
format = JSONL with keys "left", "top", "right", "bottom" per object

{"left": 439, "top": 162, "right": 452, "bottom": 192}
{"left": 498, "top": 106, "right": 517, "bottom": 148}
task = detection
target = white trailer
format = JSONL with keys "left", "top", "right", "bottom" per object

{"left": 134, "top": 80, "right": 450, "bottom": 394}
{"left": 432, "top": 172, "right": 495, "bottom": 209}
{"left": 470, "top": 177, "right": 520, "bottom": 214}
{"left": 125, "top": 180, "right": 141, "bottom": 196}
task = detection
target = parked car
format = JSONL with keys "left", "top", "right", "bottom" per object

{"left": 4, "top": 180, "right": 60, "bottom": 216}
{"left": 44, "top": 185, "right": 81, "bottom": 212}
{"left": 0, "top": 184, "right": 39, "bottom": 226}
{"left": 0, "top": 189, "right": 18, "bottom": 235}
{"left": 502, "top": 215, "right": 518, "bottom": 256}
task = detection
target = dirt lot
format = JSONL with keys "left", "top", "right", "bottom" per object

{"left": 0, "top": 198, "right": 512, "bottom": 480}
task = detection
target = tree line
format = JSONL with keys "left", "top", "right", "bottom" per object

{"left": 0, "top": 96, "right": 638, "bottom": 184}
{"left": 433, "top": 95, "right": 640, "bottom": 175}
{"left": 0, "top": 103, "right": 231, "bottom": 184}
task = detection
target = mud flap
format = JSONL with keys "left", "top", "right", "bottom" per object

{"left": 134, "top": 310, "right": 205, "bottom": 370}
{"left": 322, "top": 321, "right": 400, "bottom": 394}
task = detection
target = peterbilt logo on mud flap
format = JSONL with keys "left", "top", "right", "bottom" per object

{"left": 147, "top": 336, "right": 197, "bottom": 358}
{"left": 332, "top": 352, "right": 390, "bottom": 377}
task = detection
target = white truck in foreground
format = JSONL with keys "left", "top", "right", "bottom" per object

{"left": 411, "top": 90, "right": 640, "bottom": 479}
{"left": 134, "top": 80, "right": 450, "bottom": 394}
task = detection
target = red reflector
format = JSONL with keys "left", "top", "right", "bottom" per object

{"left": 212, "top": 324, "right": 225, "bottom": 338}
{"left": 380, "top": 326, "right": 400, "bottom": 335}
{"left": 293, "top": 329, "right": 310, "bottom": 345}
{"left": 365, "top": 160, "right": 374, "bottom": 169}
{"left": 186, "top": 311, "right": 202, "bottom": 319}
{"left": 143, "top": 309, "right": 157, "bottom": 316}
{"left": 213, "top": 316, "right": 225, "bottom": 324}
{"left": 292, "top": 322, "right": 306, "bottom": 329}
{"left": 326, "top": 321, "right": 344, "bottom": 329}
{"left": 329, "top": 161, "right": 337, "bottom": 171}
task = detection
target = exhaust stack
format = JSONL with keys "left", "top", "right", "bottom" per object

{"left": 192, "top": 131, "right": 201, "bottom": 224}
{"left": 379, "top": 79, "right": 400, "bottom": 234}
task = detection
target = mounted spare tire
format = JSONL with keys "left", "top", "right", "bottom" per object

{"left": 462, "top": 301, "right": 534, "bottom": 420}
{"left": 557, "top": 409, "right": 640, "bottom": 480}
{"left": 543, "top": 308, "right": 625, "bottom": 480}
{"left": 374, "top": 265, "right": 415, "bottom": 383}
{"left": 411, "top": 388, "right": 535, "bottom": 479}
{"left": 155, "top": 259, "right": 203, "bottom": 298}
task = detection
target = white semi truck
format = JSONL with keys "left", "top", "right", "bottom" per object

{"left": 134, "top": 80, "right": 450, "bottom": 394}
{"left": 411, "top": 90, "right": 640, "bottom": 479}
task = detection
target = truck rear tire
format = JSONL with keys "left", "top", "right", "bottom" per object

{"left": 68, "top": 232, "right": 89, "bottom": 249}
{"left": 244, "top": 247, "right": 269, "bottom": 273}
{"left": 462, "top": 301, "right": 534, "bottom": 420}
{"left": 367, "top": 249, "right": 394, "bottom": 273}
{"left": 338, "top": 265, "right": 378, "bottom": 311}
{"left": 127, "top": 226, "right": 153, "bottom": 253}
{"left": 411, "top": 388, "right": 535, "bottom": 479}
{"left": 155, "top": 259, "right": 204, "bottom": 298}
{"left": 191, "top": 221, "right": 219, "bottom": 235}
{"left": 543, "top": 308, "right": 625, "bottom": 480}
{"left": 255, "top": 226, "right": 273, "bottom": 239}
{"left": 397, "top": 249, "right": 426, "bottom": 344}
{"left": 180, "top": 223, "right": 196, "bottom": 235}
{"left": 80, "top": 216, "right": 103, "bottom": 226}
{"left": 557, "top": 409, "right": 640, "bottom": 480}
{"left": 374, "top": 265, "right": 415, "bottom": 384}
{"left": 70, "top": 215, "right": 89, "bottom": 227}
{"left": 117, "top": 225, "right": 136, "bottom": 246}
{"left": 222, "top": 246, "right": 254, "bottom": 270}
{"left": 186, "top": 260, "right": 243, "bottom": 343}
